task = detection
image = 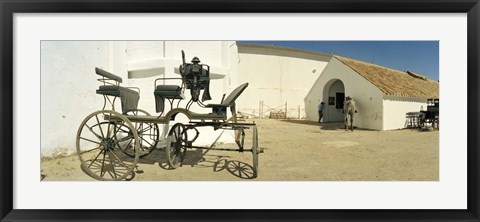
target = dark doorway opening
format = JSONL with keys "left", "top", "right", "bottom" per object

{"left": 336, "top": 93, "right": 345, "bottom": 109}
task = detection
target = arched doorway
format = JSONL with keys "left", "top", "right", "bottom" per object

{"left": 322, "top": 79, "right": 345, "bottom": 122}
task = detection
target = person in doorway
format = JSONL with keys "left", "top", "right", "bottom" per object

{"left": 318, "top": 101, "right": 325, "bottom": 123}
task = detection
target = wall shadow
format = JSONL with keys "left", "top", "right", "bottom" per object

{"left": 280, "top": 119, "right": 322, "bottom": 126}
{"left": 280, "top": 119, "right": 371, "bottom": 131}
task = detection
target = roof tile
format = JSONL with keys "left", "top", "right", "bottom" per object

{"left": 334, "top": 55, "right": 439, "bottom": 99}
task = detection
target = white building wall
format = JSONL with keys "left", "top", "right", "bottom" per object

{"left": 125, "top": 41, "right": 238, "bottom": 146}
{"left": 304, "top": 57, "right": 385, "bottom": 130}
{"left": 237, "top": 45, "right": 330, "bottom": 118}
{"left": 41, "top": 41, "right": 238, "bottom": 157}
{"left": 41, "top": 41, "right": 128, "bottom": 156}
{"left": 383, "top": 96, "right": 427, "bottom": 130}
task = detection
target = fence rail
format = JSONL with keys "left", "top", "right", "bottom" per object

{"left": 238, "top": 101, "right": 305, "bottom": 119}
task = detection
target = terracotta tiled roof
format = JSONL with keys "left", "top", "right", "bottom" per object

{"left": 335, "top": 55, "right": 439, "bottom": 99}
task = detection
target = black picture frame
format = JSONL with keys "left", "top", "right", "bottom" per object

{"left": 1, "top": 0, "right": 479, "bottom": 221}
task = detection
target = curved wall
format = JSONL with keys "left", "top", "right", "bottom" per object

{"left": 237, "top": 44, "right": 331, "bottom": 118}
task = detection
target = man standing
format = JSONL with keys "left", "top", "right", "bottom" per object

{"left": 318, "top": 101, "right": 325, "bottom": 123}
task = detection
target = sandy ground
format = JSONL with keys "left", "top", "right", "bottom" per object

{"left": 41, "top": 119, "right": 438, "bottom": 181}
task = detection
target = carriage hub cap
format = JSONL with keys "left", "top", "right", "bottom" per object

{"left": 101, "top": 139, "right": 115, "bottom": 151}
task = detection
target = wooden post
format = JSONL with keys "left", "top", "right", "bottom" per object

{"left": 285, "top": 102, "right": 287, "bottom": 119}
{"left": 259, "top": 101, "right": 261, "bottom": 119}
{"left": 298, "top": 105, "right": 300, "bottom": 119}
{"left": 259, "top": 100, "right": 263, "bottom": 119}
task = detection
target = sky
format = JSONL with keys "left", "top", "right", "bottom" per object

{"left": 238, "top": 41, "right": 439, "bottom": 81}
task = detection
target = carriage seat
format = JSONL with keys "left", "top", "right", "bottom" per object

{"left": 95, "top": 67, "right": 140, "bottom": 113}
{"left": 154, "top": 85, "right": 185, "bottom": 99}
{"left": 97, "top": 85, "right": 138, "bottom": 97}
{"left": 205, "top": 83, "right": 249, "bottom": 116}
{"left": 206, "top": 83, "right": 249, "bottom": 108}
{"left": 154, "top": 85, "right": 185, "bottom": 113}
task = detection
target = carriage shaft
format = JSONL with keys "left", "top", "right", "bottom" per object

{"left": 186, "top": 145, "right": 251, "bottom": 152}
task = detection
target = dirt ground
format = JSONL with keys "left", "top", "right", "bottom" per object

{"left": 41, "top": 119, "right": 438, "bottom": 181}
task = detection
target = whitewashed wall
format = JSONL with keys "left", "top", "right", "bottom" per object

{"left": 236, "top": 44, "right": 330, "bottom": 118}
{"left": 383, "top": 96, "right": 427, "bottom": 130}
{"left": 41, "top": 41, "right": 127, "bottom": 156}
{"left": 304, "top": 57, "right": 385, "bottom": 130}
{"left": 41, "top": 41, "right": 238, "bottom": 157}
{"left": 125, "top": 41, "right": 238, "bottom": 146}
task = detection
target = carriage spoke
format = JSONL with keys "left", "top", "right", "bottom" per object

{"left": 113, "top": 134, "right": 135, "bottom": 143}
{"left": 137, "top": 124, "right": 153, "bottom": 133}
{"left": 238, "top": 169, "right": 244, "bottom": 178}
{"left": 116, "top": 126, "right": 131, "bottom": 134}
{"left": 108, "top": 123, "right": 123, "bottom": 140}
{"left": 106, "top": 151, "right": 117, "bottom": 179}
{"left": 95, "top": 114, "right": 105, "bottom": 139}
{"left": 85, "top": 124, "right": 103, "bottom": 140}
{"left": 87, "top": 160, "right": 102, "bottom": 170}
{"left": 231, "top": 166, "right": 241, "bottom": 177}
{"left": 105, "top": 166, "right": 115, "bottom": 179}
{"left": 112, "top": 137, "right": 134, "bottom": 151}
{"left": 108, "top": 150, "right": 130, "bottom": 169}
{"left": 106, "top": 113, "right": 113, "bottom": 138}
{"left": 124, "top": 139, "right": 134, "bottom": 151}
{"left": 80, "top": 137, "right": 102, "bottom": 145}
{"left": 87, "top": 149, "right": 105, "bottom": 168}
{"left": 77, "top": 146, "right": 101, "bottom": 154}
{"left": 100, "top": 149, "right": 107, "bottom": 177}
{"left": 140, "top": 137, "right": 154, "bottom": 148}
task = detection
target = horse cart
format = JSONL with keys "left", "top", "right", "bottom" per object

{"left": 419, "top": 99, "right": 439, "bottom": 129}
{"left": 76, "top": 51, "right": 260, "bottom": 181}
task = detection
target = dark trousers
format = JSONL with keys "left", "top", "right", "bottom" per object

{"left": 318, "top": 110, "right": 323, "bottom": 122}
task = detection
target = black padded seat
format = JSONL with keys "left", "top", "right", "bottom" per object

{"left": 96, "top": 85, "right": 138, "bottom": 97}
{"left": 96, "top": 85, "right": 140, "bottom": 113}
{"left": 154, "top": 85, "right": 184, "bottom": 99}
{"left": 154, "top": 85, "right": 185, "bottom": 113}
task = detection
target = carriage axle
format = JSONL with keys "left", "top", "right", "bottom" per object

{"left": 186, "top": 145, "right": 252, "bottom": 152}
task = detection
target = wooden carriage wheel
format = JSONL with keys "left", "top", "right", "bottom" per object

{"left": 76, "top": 110, "right": 140, "bottom": 181}
{"left": 118, "top": 109, "right": 159, "bottom": 158}
{"left": 166, "top": 123, "right": 188, "bottom": 169}
{"left": 251, "top": 125, "right": 259, "bottom": 178}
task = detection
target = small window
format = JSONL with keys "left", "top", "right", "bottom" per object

{"left": 328, "top": 97, "right": 335, "bottom": 106}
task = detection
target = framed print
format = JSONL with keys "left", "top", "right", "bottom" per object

{"left": 1, "top": 0, "right": 479, "bottom": 221}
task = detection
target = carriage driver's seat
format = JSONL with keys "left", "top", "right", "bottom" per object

{"left": 205, "top": 82, "right": 249, "bottom": 117}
